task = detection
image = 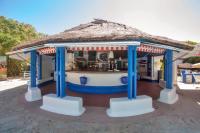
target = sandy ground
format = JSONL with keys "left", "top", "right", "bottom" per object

{"left": 0, "top": 79, "right": 27, "bottom": 91}
{"left": 0, "top": 84, "right": 200, "bottom": 132}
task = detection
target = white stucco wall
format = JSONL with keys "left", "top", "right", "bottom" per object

{"left": 152, "top": 56, "right": 163, "bottom": 80}
{"left": 173, "top": 59, "right": 182, "bottom": 85}
{"left": 67, "top": 72, "right": 127, "bottom": 86}
{"left": 173, "top": 51, "right": 183, "bottom": 85}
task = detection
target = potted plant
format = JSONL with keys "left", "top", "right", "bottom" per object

{"left": 80, "top": 76, "right": 87, "bottom": 85}
{"left": 120, "top": 76, "right": 128, "bottom": 84}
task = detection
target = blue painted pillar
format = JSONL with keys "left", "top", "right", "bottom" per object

{"left": 30, "top": 50, "right": 37, "bottom": 88}
{"left": 37, "top": 54, "right": 42, "bottom": 80}
{"left": 59, "top": 47, "right": 66, "bottom": 98}
{"left": 56, "top": 47, "right": 66, "bottom": 98}
{"left": 165, "top": 49, "right": 173, "bottom": 89}
{"left": 56, "top": 48, "right": 60, "bottom": 97}
{"left": 132, "top": 46, "right": 137, "bottom": 98}
{"left": 128, "top": 45, "right": 137, "bottom": 99}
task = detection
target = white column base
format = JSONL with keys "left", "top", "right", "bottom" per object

{"left": 40, "top": 94, "right": 85, "bottom": 116}
{"left": 158, "top": 88, "right": 179, "bottom": 104}
{"left": 106, "top": 95, "right": 154, "bottom": 117}
{"left": 25, "top": 87, "right": 42, "bottom": 102}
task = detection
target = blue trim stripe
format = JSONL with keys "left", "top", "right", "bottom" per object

{"left": 67, "top": 82, "right": 127, "bottom": 94}
{"left": 37, "top": 80, "right": 127, "bottom": 94}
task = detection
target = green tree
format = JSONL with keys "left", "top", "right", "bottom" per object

{"left": 0, "top": 16, "right": 42, "bottom": 55}
{"left": 0, "top": 16, "right": 44, "bottom": 77}
{"left": 183, "top": 56, "right": 200, "bottom": 64}
{"left": 185, "top": 40, "right": 198, "bottom": 45}
{"left": 181, "top": 40, "right": 200, "bottom": 64}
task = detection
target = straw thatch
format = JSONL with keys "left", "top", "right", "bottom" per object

{"left": 178, "top": 63, "right": 193, "bottom": 69}
{"left": 13, "top": 19, "right": 194, "bottom": 51}
{"left": 192, "top": 63, "right": 200, "bottom": 69}
{"left": 178, "top": 63, "right": 200, "bottom": 69}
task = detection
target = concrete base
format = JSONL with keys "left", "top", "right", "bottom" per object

{"left": 25, "top": 87, "right": 42, "bottom": 102}
{"left": 158, "top": 88, "right": 179, "bottom": 104}
{"left": 40, "top": 94, "right": 85, "bottom": 116}
{"left": 106, "top": 95, "right": 154, "bottom": 117}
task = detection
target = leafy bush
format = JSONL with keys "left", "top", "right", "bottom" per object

{"left": 183, "top": 56, "right": 200, "bottom": 64}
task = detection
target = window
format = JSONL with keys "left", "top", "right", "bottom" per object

{"left": 88, "top": 51, "right": 96, "bottom": 61}
{"left": 114, "top": 51, "right": 127, "bottom": 59}
{"left": 78, "top": 51, "right": 83, "bottom": 57}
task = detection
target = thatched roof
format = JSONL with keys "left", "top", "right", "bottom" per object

{"left": 178, "top": 63, "right": 200, "bottom": 69}
{"left": 13, "top": 19, "right": 194, "bottom": 51}
{"left": 192, "top": 63, "right": 200, "bottom": 69}
{"left": 178, "top": 63, "right": 193, "bottom": 69}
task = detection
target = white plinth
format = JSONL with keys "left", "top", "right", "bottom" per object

{"left": 158, "top": 88, "right": 179, "bottom": 104}
{"left": 40, "top": 94, "right": 85, "bottom": 116}
{"left": 25, "top": 87, "right": 42, "bottom": 102}
{"left": 107, "top": 95, "right": 154, "bottom": 117}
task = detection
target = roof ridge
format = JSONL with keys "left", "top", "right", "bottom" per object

{"left": 11, "top": 19, "right": 194, "bottom": 51}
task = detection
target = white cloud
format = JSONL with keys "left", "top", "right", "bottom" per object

{"left": 83, "top": 0, "right": 200, "bottom": 42}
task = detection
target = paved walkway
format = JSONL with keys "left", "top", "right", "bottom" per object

{"left": 0, "top": 84, "right": 200, "bottom": 132}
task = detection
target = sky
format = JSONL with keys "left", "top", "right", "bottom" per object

{"left": 0, "top": 0, "right": 200, "bottom": 42}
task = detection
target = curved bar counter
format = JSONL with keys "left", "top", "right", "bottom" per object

{"left": 66, "top": 71, "right": 128, "bottom": 94}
